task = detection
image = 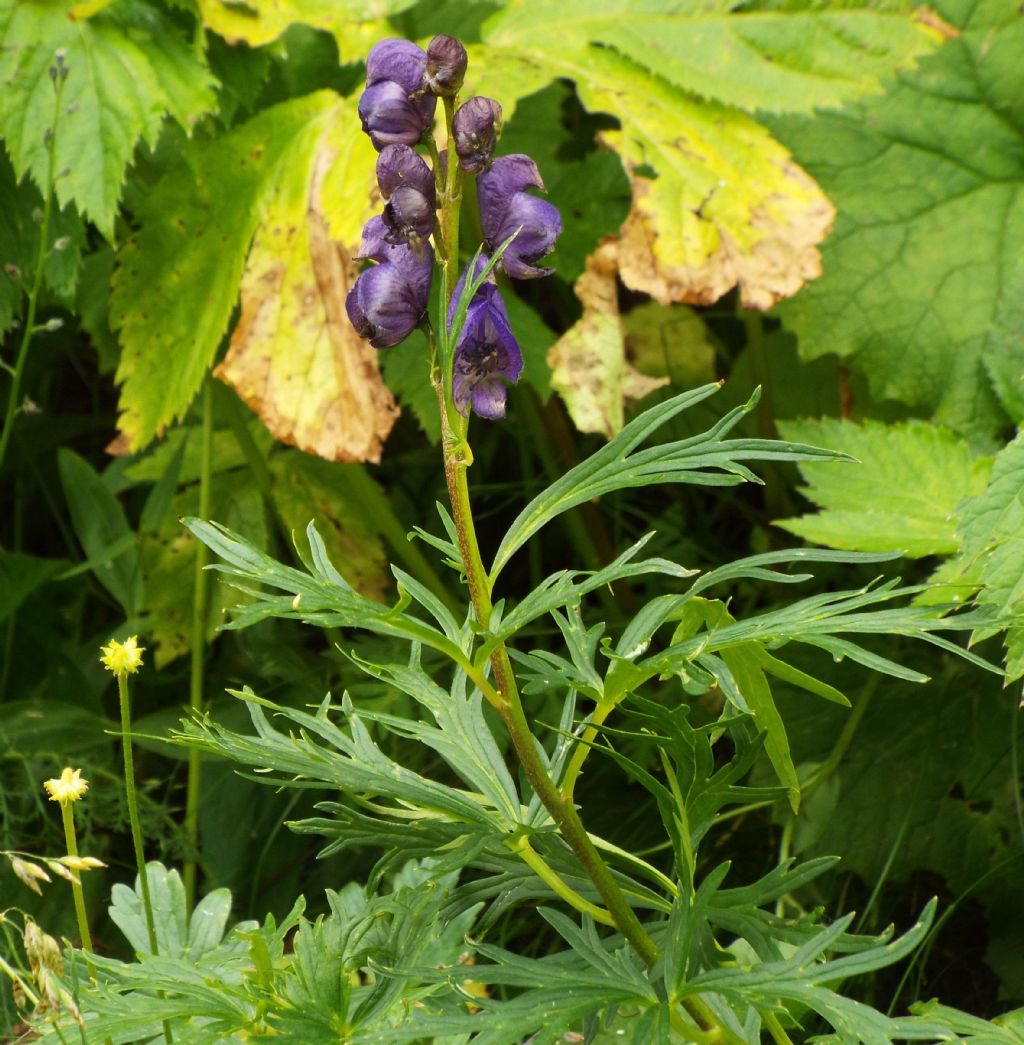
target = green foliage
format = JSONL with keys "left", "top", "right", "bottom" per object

{"left": 3, "top": 0, "right": 1024, "bottom": 1038}
{"left": 0, "top": 0, "right": 216, "bottom": 238}
{"left": 773, "top": 0, "right": 1024, "bottom": 439}
{"left": 776, "top": 419, "right": 994, "bottom": 556}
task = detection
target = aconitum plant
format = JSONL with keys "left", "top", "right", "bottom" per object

{"left": 348, "top": 34, "right": 561, "bottom": 421}
{"left": 20, "top": 32, "right": 1017, "bottom": 1045}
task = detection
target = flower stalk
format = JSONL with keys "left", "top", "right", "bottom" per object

{"left": 43, "top": 769, "right": 94, "bottom": 973}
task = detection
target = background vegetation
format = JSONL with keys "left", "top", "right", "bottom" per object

{"left": 1, "top": 0, "right": 1022, "bottom": 1038}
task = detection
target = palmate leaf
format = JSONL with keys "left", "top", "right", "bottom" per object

{"left": 0, "top": 0, "right": 216, "bottom": 238}
{"left": 773, "top": 0, "right": 1024, "bottom": 438}
{"left": 111, "top": 91, "right": 386, "bottom": 454}
{"left": 469, "top": 0, "right": 942, "bottom": 310}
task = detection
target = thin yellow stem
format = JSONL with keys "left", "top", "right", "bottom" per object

{"left": 512, "top": 837, "right": 614, "bottom": 926}
{"left": 59, "top": 803, "right": 94, "bottom": 976}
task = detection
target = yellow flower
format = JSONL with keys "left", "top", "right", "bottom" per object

{"left": 43, "top": 767, "right": 89, "bottom": 805}
{"left": 99, "top": 635, "right": 145, "bottom": 676}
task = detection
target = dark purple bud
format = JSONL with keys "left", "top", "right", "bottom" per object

{"left": 358, "top": 80, "right": 436, "bottom": 150}
{"left": 448, "top": 257, "right": 523, "bottom": 419}
{"left": 477, "top": 154, "right": 561, "bottom": 279}
{"left": 423, "top": 35, "right": 467, "bottom": 96}
{"left": 366, "top": 38, "right": 428, "bottom": 95}
{"left": 452, "top": 97, "right": 502, "bottom": 174}
{"left": 348, "top": 218, "right": 433, "bottom": 349}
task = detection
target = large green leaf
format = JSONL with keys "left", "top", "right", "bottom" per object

{"left": 773, "top": 0, "right": 1024, "bottom": 438}
{"left": 0, "top": 0, "right": 217, "bottom": 238}
{"left": 469, "top": 0, "right": 942, "bottom": 310}
{"left": 111, "top": 92, "right": 338, "bottom": 450}
{"left": 775, "top": 418, "right": 994, "bottom": 557}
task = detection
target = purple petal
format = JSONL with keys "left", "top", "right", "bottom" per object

{"left": 358, "top": 81, "right": 433, "bottom": 150}
{"left": 477, "top": 155, "right": 560, "bottom": 279}
{"left": 366, "top": 38, "right": 427, "bottom": 94}
{"left": 376, "top": 144, "right": 436, "bottom": 203}
{"left": 451, "top": 282, "right": 523, "bottom": 419}
{"left": 347, "top": 242, "right": 433, "bottom": 349}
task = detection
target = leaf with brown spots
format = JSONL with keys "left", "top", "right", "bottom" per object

{"left": 215, "top": 116, "right": 398, "bottom": 463}
{"left": 548, "top": 242, "right": 668, "bottom": 439}
{"left": 113, "top": 91, "right": 398, "bottom": 461}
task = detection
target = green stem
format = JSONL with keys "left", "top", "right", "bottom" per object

{"left": 0, "top": 73, "right": 62, "bottom": 473}
{"left": 512, "top": 837, "right": 614, "bottom": 926}
{"left": 431, "top": 96, "right": 735, "bottom": 1043}
{"left": 118, "top": 674, "right": 159, "bottom": 956}
{"left": 59, "top": 804, "right": 95, "bottom": 974}
{"left": 560, "top": 699, "right": 614, "bottom": 801}
{"left": 184, "top": 379, "right": 213, "bottom": 910}
{"left": 119, "top": 673, "right": 173, "bottom": 1045}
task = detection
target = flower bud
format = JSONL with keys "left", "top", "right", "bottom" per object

{"left": 423, "top": 35, "right": 467, "bottom": 96}
{"left": 359, "top": 39, "right": 437, "bottom": 150}
{"left": 452, "top": 97, "right": 502, "bottom": 174}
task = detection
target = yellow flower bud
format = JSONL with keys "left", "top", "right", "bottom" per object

{"left": 99, "top": 634, "right": 145, "bottom": 676}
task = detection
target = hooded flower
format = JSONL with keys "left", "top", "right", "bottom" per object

{"left": 377, "top": 144, "right": 436, "bottom": 248}
{"left": 448, "top": 257, "right": 523, "bottom": 419}
{"left": 452, "top": 97, "right": 502, "bottom": 174}
{"left": 477, "top": 154, "right": 561, "bottom": 279}
{"left": 347, "top": 216, "right": 433, "bottom": 349}
{"left": 359, "top": 39, "right": 436, "bottom": 150}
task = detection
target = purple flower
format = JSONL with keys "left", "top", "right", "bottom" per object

{"left": 347, "top": 216, "right": 433, "bottom": 349}
{"left": 477, "top": 155, "right": 561, "bottom": 279}
{"left": 376, "top": 145, "right": 436, "bottom": 248}
{"left": 448, "top": 258, "right": 523, "bottom": 419}
{"left": 366, "top": 38, "right": 428, "bottom": 94}
{"left": 452, "top": 97, "right": 502, "bottom": 174}
{"left": 359, "top": 39, "right": 436, "bottom": 150}
{"left": 423, "top": 35, "right": 467, "bottom": 97}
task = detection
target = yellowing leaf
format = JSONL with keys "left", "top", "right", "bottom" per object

{"left": 470, "top": 43, "right": 833, "bottom": 310}
{"left": 622, "top": 301, "right": 716, "bottom": 389}
{"left": 548, "top": 243, "right": 668, "bottom": 438}
{"left": 195, "top": 0, "right": 415, "bottom": 53}
{"left": 214, "top": 110, "right": 398, "bottom": 463}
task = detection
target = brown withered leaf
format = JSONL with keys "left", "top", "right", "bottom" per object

{"left": 616, "top": 159, "right": 835, "bottom": 312}
{"left": 548, "top": 243, "right": 668, "bottom": 439}
{"left": 215, "top": 123, "right": 398, "bottom": 463}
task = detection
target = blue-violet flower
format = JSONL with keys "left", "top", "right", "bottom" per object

{"left": 448, "top": 257, "right": 523, "bottom": 419}
{"left": 423, "top": 35, "right": 467, "bottom": 97}
{"left": 359, "top": 39, "right": 436, "bottom": 150}
{"left": 477, "top": 154, "right": 561, "bottom": 279}
{"left": 377, "top": 144, "right": 436, "bottom": 249}
{"left": 347, "top": 216, "right": 433, "bottom": 349}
